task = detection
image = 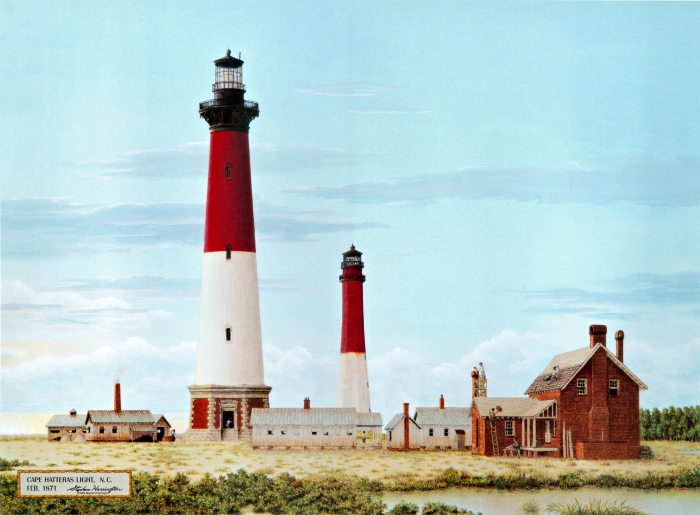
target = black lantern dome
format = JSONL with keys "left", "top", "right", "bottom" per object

{"left": 199, "top": 50, "right": 259, "bottom": 133}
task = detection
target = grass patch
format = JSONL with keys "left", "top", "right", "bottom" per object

{"left": 546, "top": 499, "right": 648, "bottom": 515}
{"left": 0, "top": 458, "right": 34, "bottom": 471}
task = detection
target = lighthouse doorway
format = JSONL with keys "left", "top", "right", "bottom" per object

{"left": 222, "top": 410, "right": 235, "bottom": 429}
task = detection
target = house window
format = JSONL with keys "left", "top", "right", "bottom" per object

{"left": 280, "top": 428, "right": 287, "bottom": 435}
{"left": 226, "top": 245, "right": 232, "bottom": 260}
{"left": 347, "top": 430, "right": 353, "bottom": 436}
{"left": 99, "top": 426, "right": 105, "bottom": 434}
{"left": 68, "top": 429, "right": 76, "bottom": 433}
{"left": 505, "top": 421, "right": 514, "bottom": 436}
{"left": 50, "top": 429, "right": 60, "bottom": 433}
{"left": 267, "top": 428, "right": 273, "bottom": 435}
{"left": 225, "top": 163, "right": 232, "bottom": 179}
{"left": 388, "top": 430, "right": 392, "bottom": 441}
{"left": 429, "top": 428, "right": 434, "bottom": 437}
{"left": 609, "top": 379, "right": 619, "bottom": 396}
{"left": 444, "top": 428, "right": 449, "bottom": 437}
{"left": 311, "top": 429, "right": 318, "bottom": 435}
{"left": 112, "top": 426, "right": 117, "bottom": 434}
{"left": 226, "top": 327, "right": 232, "bottom": 341}
{"left": 323, "top": 430, "right": 329, "bottom": 436}
{"left": 577, "top": 378, "right": 587, "bottom": 395}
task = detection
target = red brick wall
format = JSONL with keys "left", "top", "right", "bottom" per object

{"left": 192, "top": 399, "right": 208, "bottom": 429}
{"left": 247, "top": 398, "right": 267, "bottom": 429}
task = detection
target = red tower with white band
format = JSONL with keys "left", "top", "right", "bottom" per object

{"left": 185, "top": 51, "right": 271, "bottom": 442}
{"left": 337, "top": 245, "right": 372, "bottom": 412}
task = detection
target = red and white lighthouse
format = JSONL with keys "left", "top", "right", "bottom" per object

{"left": 337, "top": 245, "right": 372, "bottom": 412}
{"left": 185, "top": 51, "right": 271, "bottom": 442}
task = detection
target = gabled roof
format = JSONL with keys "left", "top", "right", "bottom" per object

{"left": 356, "top": 412, "right": 383, "bottom": 426}
{"left": 472, "top": 397, "right": 555, "bottom": 418}
{"left": 414, "top": 407, "right": 471, "bottom": 426}
{"left": 152, "top": 414, "right": 171, "bottom": 427}
{"left": 250, "top": 408, "right": 357, "bottom": 426}
{"left": 524, "top": 344, "right": 648, "bottom": 395}
{"left": 385, "top": 413, "right": 421, "bottom": 431}
{"left": 46, "top": 414, "right": 87, "bottom": 428}
{"left": 87, "top": 410, "right": 155, "bottom": 424}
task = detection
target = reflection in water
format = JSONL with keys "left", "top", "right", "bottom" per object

{"left": 383, "top": 487, "right": 699, "bottom": 515}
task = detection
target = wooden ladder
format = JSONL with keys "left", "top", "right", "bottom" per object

{"left": 490, "top": 419, "right": 500, "bottom": 456}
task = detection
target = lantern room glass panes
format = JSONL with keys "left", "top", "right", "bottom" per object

{"left": 215, "top": 64, "right": 242, "bottom": 90}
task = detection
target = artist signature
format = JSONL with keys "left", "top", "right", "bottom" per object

{"left": 67, "top": 485, "right": 123, "bottom": 495}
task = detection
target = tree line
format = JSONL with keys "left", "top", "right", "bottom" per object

{"left": 640, "top": 406, "right": 700, "bottom": 441}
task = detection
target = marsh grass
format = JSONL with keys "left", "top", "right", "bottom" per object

{"left": 546, "top": 499, "right": 647, "bottom": 515}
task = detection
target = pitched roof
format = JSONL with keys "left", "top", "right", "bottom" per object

{"left": 524, "top": 344, "right": 648, "bottom": 395}
{"left": 250, "top": 408, "right": 357, "bottom": 426}
{"left": 472, "top": 397, "right": 556, "bottom": 418}
{"left": 87, "top": 410, "right": 155, "bottom": 424}
{"left": 152, "top": 414, "right": 171, "bottom": 427}
{"left": 356, "top": 412, "right": 383, "bottom": 426}
{"left": 46, "top": 414, "right": 87, "bottom": 428}
{"left": 385, "top": 413, "right": 421, "bottom": 431}
{"left": 414, "top": 407, "right": 471, "bottom": 426}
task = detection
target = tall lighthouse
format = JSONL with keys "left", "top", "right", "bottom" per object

{"left": 337, "top": 245, "right": 372, "bottom": 412}
{"left": 185, "top": 51, "right": 271, "bottom": 442}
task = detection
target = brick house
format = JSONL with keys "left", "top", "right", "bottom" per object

{"left": 472, "top": 325, "right": 647, "bottom": 459}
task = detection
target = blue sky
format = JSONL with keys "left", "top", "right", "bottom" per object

{"left": 2, "top": 1, "right": 699, "bottom": 432}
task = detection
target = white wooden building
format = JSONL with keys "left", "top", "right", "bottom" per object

{"left": 356, "top": 411, "right": 383, "bottom": 447}
{"left": 385, "top": 403, "right": 421, "bottom": 451}
{"left": 414, "top": 396, "right": 471, "bottom": 450}
{"left": 250, "top": 407, "right": 357, "bottom": 448}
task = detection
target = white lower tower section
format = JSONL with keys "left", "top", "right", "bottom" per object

{"left": 337, "top": 352, "right": 371, "bottom": 412}
{"left": 195, "top": 251, "right": 265, "bottom": 385}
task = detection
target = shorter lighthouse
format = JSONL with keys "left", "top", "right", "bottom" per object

{"left": 337, "top": 245, "right": 372, "bottom": 412}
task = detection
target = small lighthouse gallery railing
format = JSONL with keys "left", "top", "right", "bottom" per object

{"left": 185, "top": 51, "right": 271, "bottom": 443}
{"left": 337, "top": 245, "right": 372, "bottom": 413}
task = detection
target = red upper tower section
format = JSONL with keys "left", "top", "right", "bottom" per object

{"left": 198, "top": 50, "right": 260, "bottom": 253}
{"left": 339, "top": 245, "right": 366, "bottom": 354}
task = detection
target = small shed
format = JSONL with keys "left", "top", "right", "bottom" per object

{"left": 386, "top": 403, "right": 421, "bottom": 451}
{"left": 46, "top": 409, "right": 87, "bottom": 442}
{"left": 152, "top": 414, "right": 174, "bottom": 442}
{"left": 85, "top": 410, "right": 158, "bottom": 442}
{"left": 356, "top": 411, "right": 383, "bottom": 447}
{"left": 415, "top": 396, "right": 471, "bottom": 450}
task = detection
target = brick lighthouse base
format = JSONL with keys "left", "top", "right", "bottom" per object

{"left": 180, "top": 384, "right": 271, "bottom": 442}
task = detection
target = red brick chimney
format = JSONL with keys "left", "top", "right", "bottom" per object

{"left": 114, "top": 382, "right": 122, "bottom": 414}
{"left": 615, "top": 330, "right": 624, "bottom": 363}
{"left": 403, "top": 403, "right": 410, "bottom": 451}
{"left": 589, "top": 325, "right": 607, "bottom": 348}
{"left": 303, "top": 397, "right": 310, "bottom": 410}
{"left": 439, "top": 395, "right": 445, "bottom": 410}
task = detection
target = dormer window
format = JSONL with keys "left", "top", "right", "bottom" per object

{"left": 577, "top": 378, "right": 587, "bottom": 395}
{"left": 226, "top": 245, "right": 232, "bottom": 260}
{"left": 609, "top": 379, "right": 619, "bottom": 396}
{"left": 225, "top": 163, "right": 232, "bottom": 179}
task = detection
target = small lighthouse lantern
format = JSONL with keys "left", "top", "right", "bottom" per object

{"left": 341, "top": 245, "right": 364, "bottom": 270}
{"left": 213, "top": 49, "right": 244, "bottom": 92}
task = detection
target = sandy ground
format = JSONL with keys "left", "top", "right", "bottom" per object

{"left": 2, "top": 435, "right": 698, "bottom": 483}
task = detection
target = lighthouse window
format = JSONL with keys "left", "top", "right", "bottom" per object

{"left": 226, "top": 245, "right": 232, "bottom": 260}
{"left": 225, "top": 163, "right": 232, "bottom": 179}
{"left": 226, "top": 327, "right": 231, "bottom": 341}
